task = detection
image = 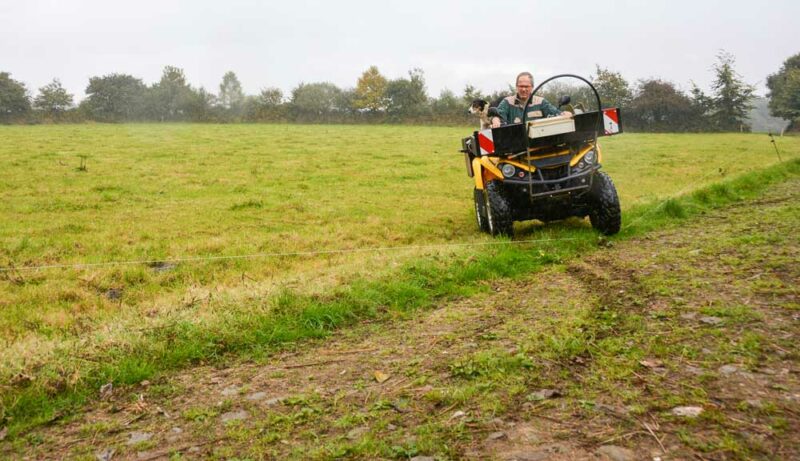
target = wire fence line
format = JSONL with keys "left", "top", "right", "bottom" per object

{"left": 0, "top": 237, "right": 584, "bottom": 273}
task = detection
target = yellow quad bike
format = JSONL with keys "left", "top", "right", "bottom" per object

{"left": 460, "top": 74, "right": 622, "bottom": 236}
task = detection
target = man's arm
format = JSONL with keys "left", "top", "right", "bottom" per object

{"left": 540, "top": 98, "right": 565, "bottom": 117}
{"left": 491, "top": 99, "right": 509, "bottom": 128}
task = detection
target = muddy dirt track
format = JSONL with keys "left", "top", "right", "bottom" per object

{"left": 4, "top": 179, "right": 799, "bottom": 460}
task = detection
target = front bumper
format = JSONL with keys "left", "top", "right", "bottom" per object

{"left": 502, "top": 165, "right": 597, "bottom": 198}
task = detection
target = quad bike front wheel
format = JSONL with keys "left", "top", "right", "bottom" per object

{"left": 485, "top": 180, "right": 513, "bottom": 236}
{"left": 588, "top": 171, "right": 621, "bottom": 235}
{"left": 473, "top": 187, "right": 490, "bottom": 233}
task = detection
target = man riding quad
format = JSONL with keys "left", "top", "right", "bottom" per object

{"left": 461, "top": 72, "right": 622, "bottom": 236}
{"left": 492, "top": 72, "right": 571, "bottom": 127}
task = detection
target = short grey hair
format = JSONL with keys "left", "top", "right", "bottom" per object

{"left": 516, "top": 72, "right": 534, "bottom": 86}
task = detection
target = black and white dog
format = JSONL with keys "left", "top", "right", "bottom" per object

{"left": 469, "top": 99, "right": 503, "bottom": 130}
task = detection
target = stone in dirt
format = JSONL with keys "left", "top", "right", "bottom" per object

{"left": 700, "top": 316, "right": 723, "bottom": 325}
{"left": 745, "top": 399, "right": 764, "bottom": 408}
{"left": 670, "top": 406, "right": 703, "bottom": 417}
{"left": 450, "top": 410, "right": 466, "bottom": 419}
{"left": 99, "top": 382, "right": 113, "bottom": 399}
{"left": 167, "top": 426, "right": 183, "bottom": 442}
{"left": 346, "top": 426, "right": 368, "bottom": 440}
{"left": 373, "top": 370, "right": 390, "bottom": 383}
{"left": 526, "top": 389, "right": 561, "bottom": 401}
{"left": 506, "top": 443, "right": 571, "bottom": 460}
{"left": 410, "top": 457, "right": 436, "bottom": 461}
{"left": 246, "top": 391, "right": 267, "bottom": 401}
{"left": 639, "top": 359, "right": 664, "bottom": 369}
{"left": 505, "top": 451, "right": 550, "bottom": 461}
{"left": 684, "top": 365, "right": 704, "bottom": 375}
{"left": 486, "top": 431, "right": 507, "bottom": 441}
{"left": 596, "top": 445, "right": 636, "bottom": 461}
{"left": 220, "top": 385, "right": 240, "bottom": 396}
{"left": 596, "top": 403, "right": 630, "bottom": 416}
{"left": 718, "top": 364, "right": 739, "bottom": 375}
{"left": 127, "top": 431, "right": 152, "bottom": 445}
{"left": 220, "top": 410, "right": 249, "bottom": 422}
{"left": 95, "top": 448, "right": 115, "bottom": 461}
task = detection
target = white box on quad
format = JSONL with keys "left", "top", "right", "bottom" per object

{"left": 527, "top": 116, "right": 576, "bottom": 139}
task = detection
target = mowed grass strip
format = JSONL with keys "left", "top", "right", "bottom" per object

{"left": 0, "top": 124, "right": 798, "bottom": 437}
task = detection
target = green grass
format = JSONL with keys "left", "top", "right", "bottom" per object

{"left": 1, "top": 125, "right": 799, "bottom": 438}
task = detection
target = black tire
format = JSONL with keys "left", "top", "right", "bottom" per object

{"left": 485, "top": 180, "right": 513, "bottom": 236}
{"left": 588, "top": 171, "right": 621, "bottom": 235}
{"left": 473, "top": 187, "right": 490, "bottom": 233}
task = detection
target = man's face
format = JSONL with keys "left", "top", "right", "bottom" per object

{"left": 516, "top": 76, "right": 533, "bottom": 101}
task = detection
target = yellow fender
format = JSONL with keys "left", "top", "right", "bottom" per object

{"left": 502, "top": 159, "right": 536, "bottom": 172}
{"left": 472, "top": 157, "right": 503, "bottom": 190}
{"left": 569, "top": 144, "right": 603, "bottom": 166}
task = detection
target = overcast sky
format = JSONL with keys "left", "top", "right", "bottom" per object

{"left": 2, "top": 0, "right": 798, "bottom": 101}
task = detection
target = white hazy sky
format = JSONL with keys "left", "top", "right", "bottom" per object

{"left": 2, "top": 0, "right": 798, "bottom": 101}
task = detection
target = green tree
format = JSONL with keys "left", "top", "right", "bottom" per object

{"left": 710, "top": 51, "right": 755, "bottom": 131}
{"left": 462, "top": 84, "right": 485, "bottom": 105}
{"left": 33, "top": 78, "right": 73, "bottom": 117}
{"left": 258, "top": 87, "right": 283, "bottom": 106}
{"left": 290, "top": 82, "right": 343, "bottom": 122}
{"left": 592, "top": 65, "right": 632, "bottom": 108}
{"left": 150, "top": 66, "right": 196, "bottom": 121}
{"left": 766, "top": 52, "right": 800, "bottom": 131}
{"left": 82, "top": 73, "right": 146, "bottom": 122}
{"left": 486, "top": 87, "right": 513, "bottom": 105}
{"left": 185, "top": 87, "right": 216, "bottom": 122}
{"left": 334, "top": 88, "right": 358, "bottom": 119}
{"left": 385, "top": 68, "right": 429, "bottom": 120}
{"left": 626, "top": 79, "right": 703, "bottom": 132}
{"left": 0, "top": 72, "right": 31, "bottom": 123}
{"left": 689, "top": 82, "right": 715, "bottom": 131}
{"left": 539, "top": 81, "right": 594, "bottom": 110}
{"left": 432, "top": 88, "right": 465, "bottom": 124}
{"left": 354, "top": 66, "right": 387, "bottom": 112}
{"left": 248, "top": 87, "right": 284, "bottom": 121}
{"left": 218, "top": 71, "right": 245, "bottom": 113}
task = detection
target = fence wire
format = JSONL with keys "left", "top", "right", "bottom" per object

{"left": 0, "top": 237, "right": 583, "bottom": 273}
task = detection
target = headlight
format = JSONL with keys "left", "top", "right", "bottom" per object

{"left": 584, "top": 150, "right": 596, "bottom": 164}
{"left": 501, "top": 163, "right": 516, "bottom": 178}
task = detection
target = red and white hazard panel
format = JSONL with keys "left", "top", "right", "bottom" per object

{"left": 477, "top": 129, "right": 494, "bottom": 155}
{"left": 603, "top": 108, "right": 621, "bottom": 135}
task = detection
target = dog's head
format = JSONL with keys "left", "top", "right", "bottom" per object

{"left": 468, "top": 99, "right": 488, "bottom": 116}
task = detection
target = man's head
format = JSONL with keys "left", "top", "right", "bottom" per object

{"left": 515, "top": 72, "right": 534, "bottom": 102}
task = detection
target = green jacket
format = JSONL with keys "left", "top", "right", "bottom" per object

{"left": 496, "top": 94, "right": 560, "bottom": 124}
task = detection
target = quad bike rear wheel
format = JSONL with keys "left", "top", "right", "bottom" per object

{"left": 588, "top": 171, "right": 621, "bottom": 235}
{"left": 473, "top": 187, "right": 490, "bottom": 233}
{"left": 485, "top": 180, "right": 513, "bottom": 236}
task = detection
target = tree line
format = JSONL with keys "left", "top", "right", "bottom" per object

{"left": 1, "top": 51, "right": 798, "bottom": 131}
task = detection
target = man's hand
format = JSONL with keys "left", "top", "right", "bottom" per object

{"left": 491, "top": 117, "right": 502, "bottom": 128}
{"left": 560, "top": 111, "right": 573, "bottom": 118}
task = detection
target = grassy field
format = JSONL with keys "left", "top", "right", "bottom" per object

{"left": 1, "top": 124, "right": 799, "bottom": 436}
